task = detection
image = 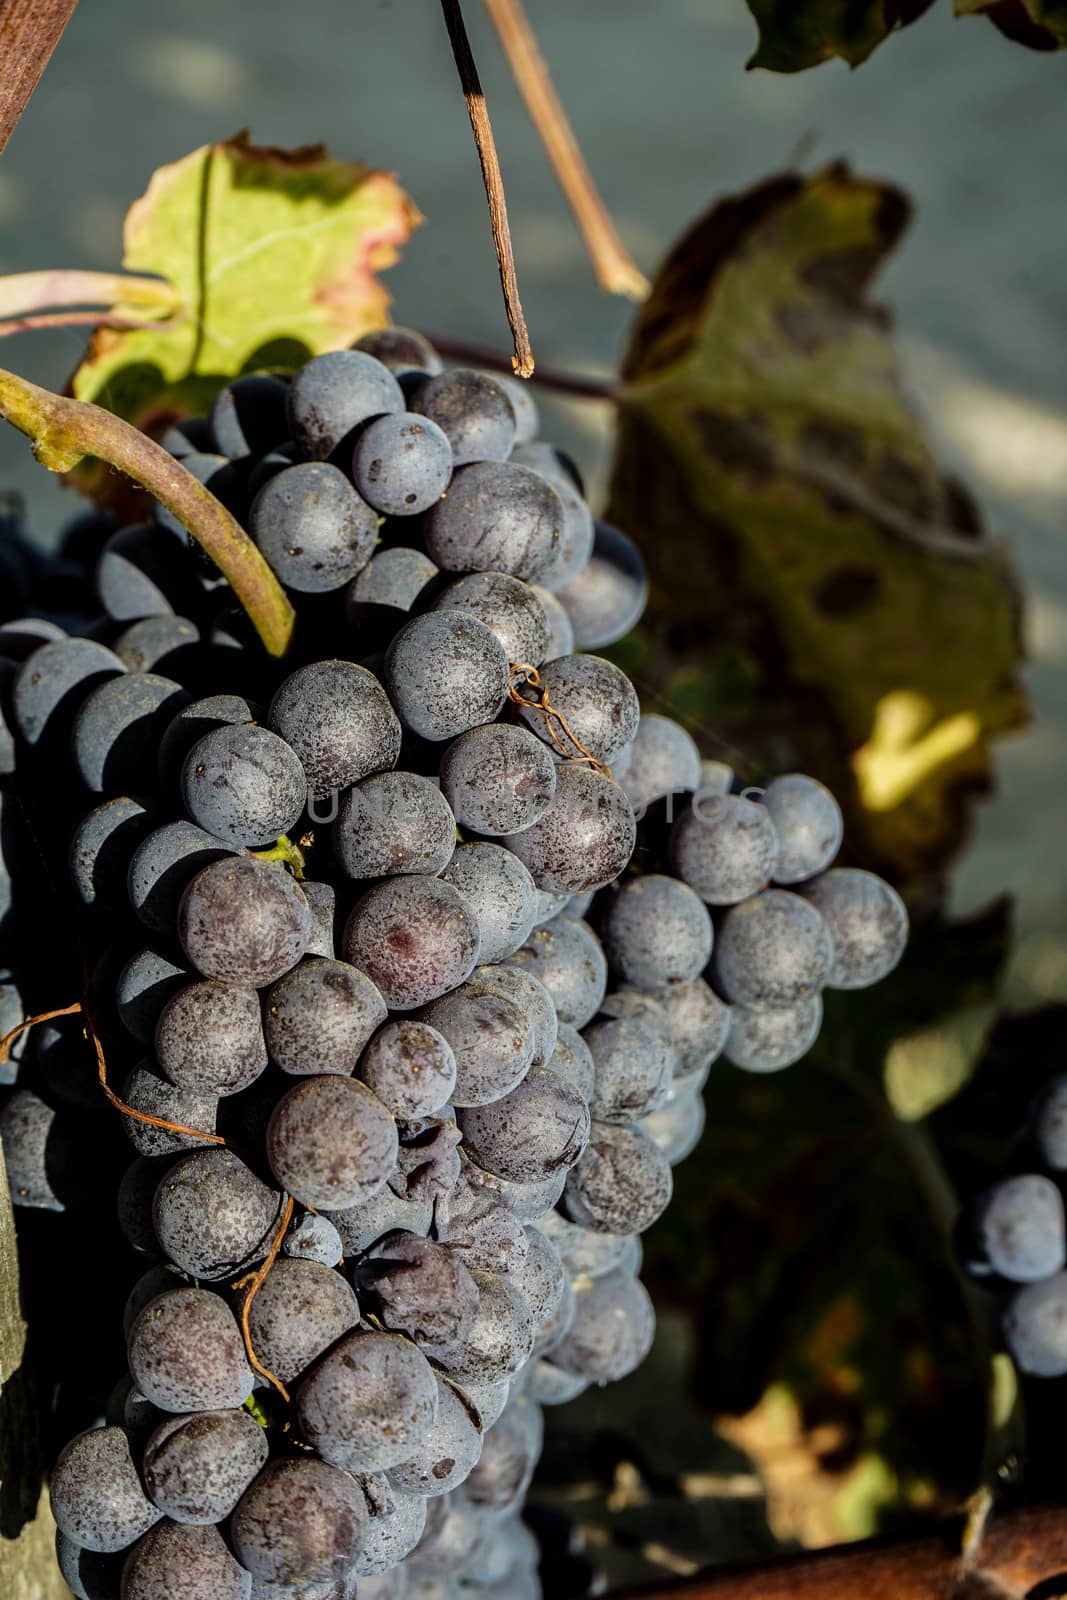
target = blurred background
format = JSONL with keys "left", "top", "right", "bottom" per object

{"left": 1, "top": 2, "right": 1066, "bottom": 1589}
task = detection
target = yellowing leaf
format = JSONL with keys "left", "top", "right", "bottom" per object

{"left": 607, "top": 165, "right": 1027, "bottom": 889}
{"left": 70, "top": 134, "right": 419, "bottom": 499}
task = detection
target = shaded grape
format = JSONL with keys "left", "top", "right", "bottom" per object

{"left": 50, "top": 1427, "right": 161, "bottom": 1554}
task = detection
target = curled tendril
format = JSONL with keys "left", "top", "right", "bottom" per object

{"left": 507, "top": 661, "right": 613, "bottom": 779}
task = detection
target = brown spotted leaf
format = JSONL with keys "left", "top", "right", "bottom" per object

{"left": 607, "top": 164, "right": 1026, "bottom": 891}
{"left": 68, "top": 134, "right": 419, "bottom": 503}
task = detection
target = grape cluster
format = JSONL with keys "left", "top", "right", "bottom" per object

{"left": 0, "top": 327, "right": 908, "bottom": 1599}
{"left": 960, "top": 1079, "right": 1067, "bottom": 1380}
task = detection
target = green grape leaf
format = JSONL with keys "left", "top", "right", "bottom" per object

{"left": 956, "top": 0, "right": 1067, "bottom": 48}
{"left": 69, "top": 133, "right": 419, "bottom": 502}
{"left": 744, "top": 0, "right": 936, "bottom": 71}
{"left": 606, "top": 165, "right": 1027, "bottom": 892}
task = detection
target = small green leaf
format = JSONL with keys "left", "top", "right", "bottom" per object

{"left": 607, "top": 165, "right": 1027, "bottom": 890}
{"left": 956, "top": 0, "right": 1067, "bottom": 48}
{"left": 744, "top": 0, "right": 935, "bottom": 72}
{"left": 70, "top": 133, "right": 419, "bottom": 500}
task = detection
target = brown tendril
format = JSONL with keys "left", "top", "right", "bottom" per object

{"left": 232, "top": 1195, "right": 296, "bottom": 1402}
{"left": 83, "top": 1003, "right": 227, "bottom": 1147}
{"left": 0, "top": 1001, "right": 82, "bottom": 1064}
{"left": 507, "top": 661, "right": 613, "bottom": 779}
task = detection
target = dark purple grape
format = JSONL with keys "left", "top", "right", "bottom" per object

{"left": 128, "top": 821, "right": 240, "bottom": 937}
{"left": 157, "top": 694, "right": 257, "bottom": 792}
{"left": 620, "top": 714, "right": 701, "bottom": 812}
{"left": 287, "top": 350, "right": 404, "bottom": 460}
{"left": 563, "top": 1122, "right": 672, "bottom": 1234}
{"left": 352, "top": 326, "right": 443, "bottom": 375}
{"left": 670, "top": 792, "right": 779, "bottom": 907}
{"left": 142, "top": 1407, "right": 269, "bottom": 1523}
{"left": 179, "top": 857, "right": 311, "bottom": 986}
{"left": 50, "top": 1427, "right": 162, "bottom": 1552}
{"left": 155, "top": 980, "right": 267, "bottom": 1096}
{"left": 295, "top": 1328, "right": 439, "bottom": 1473}
{"left": 251, "top": 461, "right": 378, "bottom": 592}
{"left": 502, "top": 764, "right": 636, "bottom": 895}
{"left": 440, "top": 843, "right": 537, "bottom": 964}
{"left": 796, "top": 868, "right": 908, "bottom": 989}
{"left": 355, "top": 1231, "right": 480, "bottom": 1348}
{"left": 424, "top": 461, "right": 564, "bottom": 582}
{"left": 432, "top": 571, "right": 550, "bottom": 665}
{"left": 763, "top": 773, "right": 843, "bottom": 884}
{"left": 266, "top": 1074, "right": 398, "bottom": 1210}
{"left": 265, "top": 957, "right": 387, "bottom": 1077}
{"left": 409, "top": 368, "right": 516, "bottom": 465}
{"left": 458, "top": 1067, "right": 589, "bottom": 1184}
{"left": 550, "top": 1267, "right": 655, "bottom": 1382}
{"left": 556, "top": 520, "right": 648, "bottom": 647}
{"left": 600, "top": 874, "right": 713, "bottom": 988}
{"left": 352, "top": 413, "right": 453, "bottom": 516}
{"left": 387, "top": 1371, "right": 484, "bottom": 1498}
{"left": 439, "top": 724, "right": 556, "bottom": 837}
{"left": 463, "top": 1396, "right": 542, "bottom": 1512}
{"left": 419, "top": 984, "right": 533, "bottom": 1108}
{"left": 341, "top": 876, "right": 480, "bottom": 1010}
{"left": 243, "top": 1257, "right": 360, "bottom": 1384}
{"left": 714, "top": 889, "right": 833, "bottom": 1008}
{"left": 383, "top": 614, "right": 508, "bottom": 743}
{"left": 152, "top": 1147, "right": 282, "bottom": 1281}
{"left": 128, "top": 1288, "right": 253, "bottom": 1413}
{"left": 506, "top": 915, "right": 607, "bottom": 1028}
{"left": 122, "top": 1518, "right": 253, "bottom": 1600}
{"left": 211, "top": 374, "right": 290, "bottom": 459}
{"left": 231, "top": 1456, "right": 369, "bottom": 1584}
{"left": 120, "top": 1061, "right": 219, "bottom": 1158}
{"left": 334, "top": 771, "right": 456, "bottom": 879}
{"left": 115, "top": 948, "right": 191, "bottom": 1045}
{"left": 70, "top": 798, "right": 152, "bottom": 911}
{"left": 181, "top": 723, "right": 306, "bottom": 848}
{"left": 359, "top": 1020, "right": 458, "bottom": 1119}
{"left": 268, "top": 660, "right": 402, "bottom": 800}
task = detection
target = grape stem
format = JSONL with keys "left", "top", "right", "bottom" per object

{"left": 0, "top": 0, "right": 80, "bottom": 157}
{"left": 0, "top": 366, "right": 296, "bottom": 657}
{"left": 438, "top": 0, "right": 535, "bottom": 379}
{"left": 481, "top": 0, "right": 649, "bottom": 300}
{"left": 0, "top": 270, "right": 179, "bottom": 319}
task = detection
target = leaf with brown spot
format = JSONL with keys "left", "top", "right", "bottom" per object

{"left": 607, "top": 164, "right": 1027, "bottom": 891}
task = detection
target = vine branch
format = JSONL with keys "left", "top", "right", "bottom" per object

{"left": 481, "top": 0, "right": 649, "bottom": 300}
{"left": 0, "top": 367, "right": 295, "bottom": 657}
{"left": 0, "top": 0, "right": 80, "bottom": 157}
{"left": 425, "top": 331, "right": 616, "bottom": 399}
{"left": 439, "top": 0, "right": 534, "bottom": 378}
{"left": 612, "top": 1503, "right": 1067, "bottom": 1599}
